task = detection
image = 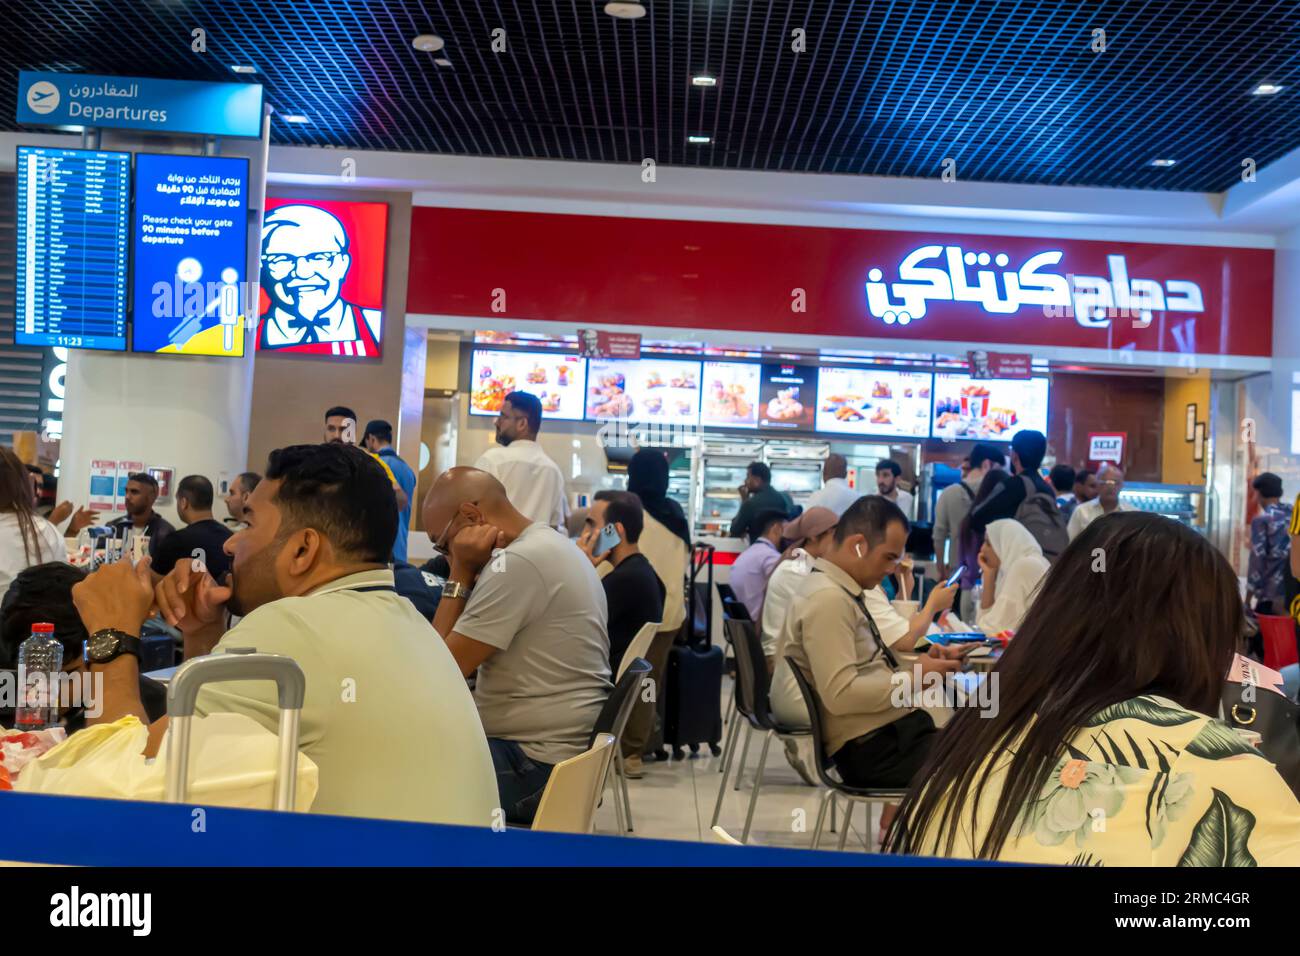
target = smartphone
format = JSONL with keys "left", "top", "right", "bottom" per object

{"left": 594, "top": 522, "right": 621, "bottom": 554}
{"left": 944, "top": 564, "right": 967, "bottom": 588}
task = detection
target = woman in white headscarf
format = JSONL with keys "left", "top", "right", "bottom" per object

{"left": 976, "top": 519, "right": 1051, "bottom": 635}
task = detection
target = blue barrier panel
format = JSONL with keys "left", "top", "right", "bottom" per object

{"left": 0, "top": 791, "right": 985, "bottom": 866}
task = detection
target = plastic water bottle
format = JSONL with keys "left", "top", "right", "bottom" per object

{"left": 16, "top": 623, "right": 63, "bottom": 730}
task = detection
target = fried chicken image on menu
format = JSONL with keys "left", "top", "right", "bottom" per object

{"left": 834, "top": 405, "right": 865, "bottom": 422}
{"left": 765, "top": 387, "right": 805, "bottom": 421}
{"left": 645, "top": 370, "right": 666, "bottom": 389}
{"left": 705, "top": 382, "right": 752, "bottom": 420}
{"left": 872, "top": 381, "right": 893, "bottom": 399}
{"left": 870, "top": 407, "right": 892, "bottom": 425}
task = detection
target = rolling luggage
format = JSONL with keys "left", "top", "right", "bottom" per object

{"left": 664, "top": 544, "right": 723, "bottom": 760}
{"left": 165, "top": 649, "right": 306, "bottom": 810}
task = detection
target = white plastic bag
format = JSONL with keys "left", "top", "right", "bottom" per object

{"left": 15, "top": 714, "right": 318, "bottom": 811}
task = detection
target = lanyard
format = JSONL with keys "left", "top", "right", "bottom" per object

{"left": 812, "top": 568, "right": 899, "bottom": 670}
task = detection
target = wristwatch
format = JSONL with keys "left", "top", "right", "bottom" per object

{"left": 84, "top": 628, "right": 142, "bottom": 666}
{"left": 442, "top": 580, "right": 473, "bottom": 601}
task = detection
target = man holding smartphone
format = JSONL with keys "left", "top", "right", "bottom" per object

{"left": 579, "top": 491, "right": 665, "bottom": 681}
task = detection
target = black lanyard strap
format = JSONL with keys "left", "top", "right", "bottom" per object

{"left": 811, "top": 568, "right": 899, "bottom": 670}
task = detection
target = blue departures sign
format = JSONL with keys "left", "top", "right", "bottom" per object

{"left": 131, "top": 154, "right": 250, "bottom": 357}
{"left": 16, "top": 146, "right": 131, "bottom": 351}
{"left": 17, "top": 72, "right": 264, "bottom": 138}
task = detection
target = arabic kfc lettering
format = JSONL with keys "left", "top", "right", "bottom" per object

{"left": 407, "top": 210, "right": 1273, "bottom": 358}
{"left": 864, "top": 245, "right": 1205, "bottom": 329}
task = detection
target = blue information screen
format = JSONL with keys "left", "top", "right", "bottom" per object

{"left": 15, "top": 146, "right": 130, "bottom": 350}
{"left": 131, "top": 153, "right": 250, "bottom": 357}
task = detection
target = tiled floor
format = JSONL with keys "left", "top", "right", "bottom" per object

{"left": 590, "top": 678, "right": 885, "bottom": 853}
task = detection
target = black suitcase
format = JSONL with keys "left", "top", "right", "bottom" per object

{"left": 664, "top": 544, "right": 723, "bottom": 760}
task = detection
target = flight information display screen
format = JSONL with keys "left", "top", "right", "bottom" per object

{"left": 15, "top": 146, "right": 131, "bottom": 350}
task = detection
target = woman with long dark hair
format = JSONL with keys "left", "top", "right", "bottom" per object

{"left": 886, "top": 512, "right": 1300, "bottom": 865}
{"left": 0, "top": 447, "right": 68, "bottom": 605}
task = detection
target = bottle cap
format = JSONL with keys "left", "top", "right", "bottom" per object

{"left": 31, "top": 623, "right": 55, "bottom": 634}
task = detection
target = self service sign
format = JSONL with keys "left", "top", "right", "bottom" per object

{"left": 17, "top": 72, "right": 264, "bottom": 138}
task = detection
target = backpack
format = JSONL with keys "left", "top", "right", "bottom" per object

{"left": 1014, "top": 474, "right": 1070, "bottom": 563}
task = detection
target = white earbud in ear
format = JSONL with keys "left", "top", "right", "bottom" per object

{"left": 855, "top": 543, "right": 863, "bottom": 558}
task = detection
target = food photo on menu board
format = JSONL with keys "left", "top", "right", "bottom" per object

{"left": 931, "top": 373, "right": 1051, "bottom": 441}
{"left": 758, "top": 363, "right": 817, "bottom": 430}
{"left": 814, "top": 367, "right": 933, "bottom": 438}
{"left": 700, "top": 361, "right": 761, "bottom": 428}
{"left": 469, "top": 349, "right": 587, "bottom": 421}
{"left": 586, "top": 357, "right": 701, "bottom": 425}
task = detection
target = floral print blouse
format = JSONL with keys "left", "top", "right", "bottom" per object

{"left": 917, "top": 695, "right": 1300, "bottom": 866}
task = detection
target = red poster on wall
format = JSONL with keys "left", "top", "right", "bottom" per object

{"left": 578, "top": 328, "right": 641, "bottom": 358}
{"left": 967, "top": 351, "right": 1033, "bottom": 379}
{"left": 256, "top": 198, "right": 389, "bottom": 358}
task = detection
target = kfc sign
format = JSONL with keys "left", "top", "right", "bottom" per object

{"left": 408, "top": 209, "right": 1273, "bottom": 360}
{"left": 257, "top": 198, "right": 389, "bottom": 358}
{"left": 865, "top": 245, "right": 1205, "bottom": 330}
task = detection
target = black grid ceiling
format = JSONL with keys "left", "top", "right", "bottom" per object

{"left": 2, "top": 0, "right": 1299, "bottom": 192}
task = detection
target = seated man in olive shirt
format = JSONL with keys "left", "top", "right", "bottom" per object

{"left": 776, "top": 496, "right": 968, "bottom": 789}
{"left": 579, "top": 490, "right": 666, "bottom": 673}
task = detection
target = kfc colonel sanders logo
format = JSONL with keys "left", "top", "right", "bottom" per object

{"left": 257, "top": 199, "right": 389, "bottom": 357}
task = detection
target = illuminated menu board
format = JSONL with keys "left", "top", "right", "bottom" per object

{"left": 700, "top": 361, "right": 761, "bottom": 429}
{"left": 15, "top": 146, "right": 130, "bottom": 350}
{"left": 758, "top": 362, "right": 817, "bottom": 430}
{"left": 815, "top": 367, "right": 933, "bottom": 438}
{"left": 469, "top": 349, "right": 587, "bottom": 421}
{"left": 586, "top": 357, "right": 702, "bottom": 426}
{"left": 931, "top": 373, "right": 1050, "bottom": 441}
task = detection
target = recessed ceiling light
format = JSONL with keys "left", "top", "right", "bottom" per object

{"left": 230, "top": 65, "right": 257, "bottom": 75}
{"left": 434, "top": 58, "right": 452, "bottom": 67}
{"left": 1150, "top": 158, "right": 1177, "bottom": 168}
{"left": 688, "top": 135, "right": 712, "bottom": 144}
{"left": 281, "top": 114, "right": 311, "bottom": 124}
{"left": 412, "top": 34, "right": 446, "bottom": 52}
{"left": 692, "top": 75, "right": 717, "bottom": 87}
{"left": 1252, "top": 83, "right": 1284, "bottom": 96}
{"left": 604, "top": 2, "right": 647, "bottom": 19}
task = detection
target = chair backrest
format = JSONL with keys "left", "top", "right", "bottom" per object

{"left": 589, "top": 657, "right": 653, "bottom": 746}
{"left": 785, "top": 655, "right": 842, "bottom": 790}
{"left": 532, "top": 733, "right": 617, "bottom": 834}
{"left": 616, "top": 621, "right": 661, "bottom": 682}
{"left": 726, "top": 618, "right": 773, "bottom": 727}
{"left": 718, "top": 582, "right": 750, "bottom": 623}
{"left": 710, "top": 824, "right": 744, "bottom": 846}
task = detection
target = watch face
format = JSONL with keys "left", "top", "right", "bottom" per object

{"left": 88, "top": 631, "right": 121, "bottom": 662}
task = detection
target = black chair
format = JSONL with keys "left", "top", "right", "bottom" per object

{"left": 588, "top": 657, "right": 653, "bottom": 834}
{"left": 711, "top": 619, "right": 812, "bottom": 843}
{"left": 717, "top": 583, "right": 750, "bottom": 622}
{"left": 786, "top": 656, "right": 907, "bottom": 851}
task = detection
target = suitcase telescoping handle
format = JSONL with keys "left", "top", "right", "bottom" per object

{"left": 165, "top": 649, "right": 307, "bottom": 811}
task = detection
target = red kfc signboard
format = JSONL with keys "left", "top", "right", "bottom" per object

{"left": 258, "top": 198, "right": 389, "bottom": 359}
{"left": 408, "top": 208, "right": 1272, "bottom": 360}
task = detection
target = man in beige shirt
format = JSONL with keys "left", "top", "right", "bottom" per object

{"left": 774, "top": 495, "right": 966, "bottom": 789}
